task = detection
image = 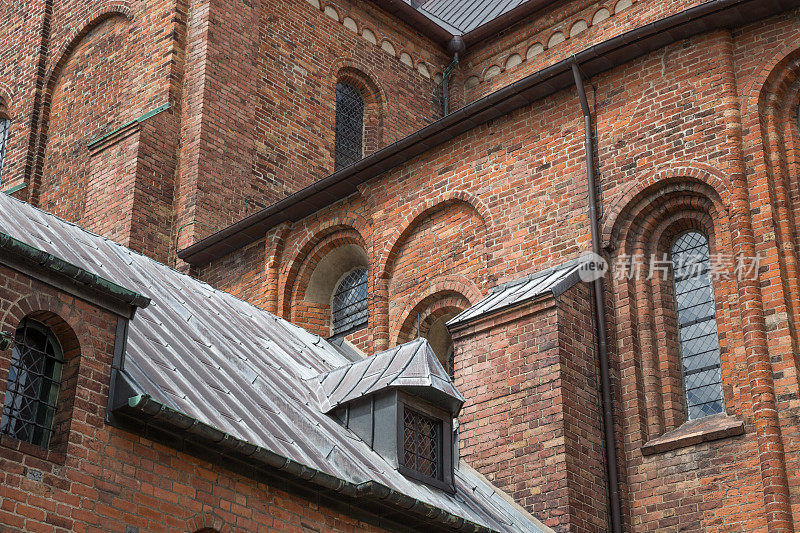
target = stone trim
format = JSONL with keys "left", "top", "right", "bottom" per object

{"left": 641, "top": 414, "right": 745, "bottom": 456}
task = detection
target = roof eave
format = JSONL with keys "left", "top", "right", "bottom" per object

{"left": 179, "top": 0, "right": 800, "bottom": 266}
{"left": 0, "top": 231, "right": 151, "bottom": 312}
{"left": 114, "top": 393, "right": 500, "bottom": 533}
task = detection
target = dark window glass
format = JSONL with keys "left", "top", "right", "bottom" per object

{"left": 671, "top": 231, "right": 725, "bottom": 420}
{"left": 403, "top": 407, "right": 441, "bottom": 480}
{"left": 1, "top": 319, "right": 64, "bottom": 447}
{"left": 331, "top": 268, "right": 368, "bottom": 336}
{"left": 334, "top": 82, "right": 364, "bottom": 171}
{"left": 0, "top": 118, "right": 10, "bottom": 183}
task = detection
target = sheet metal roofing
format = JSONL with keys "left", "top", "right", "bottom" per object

{"left": 309, "top": 338, "right": 465, "bottom": 414}
{"left": 409, "top": 0, "right": 529, "bottom": 35}
{"left": 448, "top": 259, "right": 583, "bottom": 327}
{"left": 0, "top": 193, "right": 548, "bottom": 533}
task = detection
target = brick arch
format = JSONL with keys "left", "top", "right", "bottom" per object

{"left": 602, "top": 164, "right": 730, "bottom": 248}
{"left": 44, "top": 4, "right": 133, "bottom": 88}
{"left": 1, "top": 292, "right": 96, "bottom": 359}
{"left": 0, "top": 80, "right": 14, "bottom": 118}
{"left": 391, "top": 277, "right": 479, "bottom": 348}
{"left": 29, "top": 5, "right": 134, "bottom": 203}
{"left": 377, "top": 191, "right": 493, "bottom": 280}
{"left": 185, "top": 511, "right": 232, "bottom": 533}
{"left": 279, "top": 218, "right": 370, "bottom": 320}
{"left": 742, "top": 41, "right": 800, "bottom": 115}
{"left": 330, "top": 59, "right": 387, "bottom": 154}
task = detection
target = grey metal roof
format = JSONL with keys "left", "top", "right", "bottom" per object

{"left": 309, "top": 337, "right": 465, "bottom": 415}
{"left": 448, "top": 259, "right": 583, "bottom": 327}
{"left": 0, "top": 193, "right": 549, "bottom": 533}
{"left": 410, "top": 0, "right": 528, "bottom": 35}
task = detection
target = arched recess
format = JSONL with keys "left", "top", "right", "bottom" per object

{"left": 280, "top": 222, "right": 371, "bottom": 342}
{"left": 185, "top": 510, "right": 231, "bottom": 533}
{"left": 32, "top": 8, "right": 134, "bottom": 222}
{"left": 1, "top": 293, "right": 94, "bottom": 453}
{"left": 602, "top": 164, "right": 731, "bottom": 248}
{"left": 331, "top": 61, "right": 386, "bottom": 156}
{"left": 743, "top": 43, "right": 800, "bottom": 379}
{"left": 393, "top": 286, "right": 474, "bottom": 372}
{"left": 606, "top": 177, "right": 735, "bottom": 447}
{"left": 377, "top": 192, "right": 493, "bottom": 280}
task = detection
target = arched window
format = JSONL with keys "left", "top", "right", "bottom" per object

{"left": 670, "top": 231, "right": 724, "bottom": 420}
{"left": 1, "top": 318, "right": 64, "bottom": 447}
{"left": 331, "top": 268, "right": 368, "bottom": 336}
{"left": 334, "top": 82, "right": 364, "bottom": 171}
{"left": 0, "top": 113, "right": 10, "bottom": 183}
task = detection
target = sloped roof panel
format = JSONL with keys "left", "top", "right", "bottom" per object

{"left": 407, "top": 0, "right": 528, "bottom": 35}
{"left": 309, "top": 337, "right": 465, "bottom": 414}
{"left": 447, "top": 259, "right": 583, "bottom": 327}
{"left": 0, "top": 193, "right": 547, "bottom": 533}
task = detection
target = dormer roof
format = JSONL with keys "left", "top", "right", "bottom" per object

{"left": 310, "top": 338, "right": 465, "bottom": 415}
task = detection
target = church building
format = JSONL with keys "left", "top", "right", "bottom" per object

{"left": 2, "top": 0, "right": 800, "bottom": 531}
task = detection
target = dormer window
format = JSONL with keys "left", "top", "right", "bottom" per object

{"left": 403, "top": 407, "right": 441, "bottom": 479}
{"left": 312, "top": 338, "right": 461, "bottom": 492}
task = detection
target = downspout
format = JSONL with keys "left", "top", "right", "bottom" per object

{"left": 571, "top": 61, "right": 623, "bottom": 533}
{"left": 442, "top": 37, "right": 466, "bottom": 116}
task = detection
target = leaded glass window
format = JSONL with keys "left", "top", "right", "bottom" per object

{"left": 1, "top": 319, "right": 64, "bottom": 447}
{"left": 334, "top": 82, "right": 364, "bottom": 171}
{"left": 0, "top": 118, "right": 10, "bottom": 183}
{"left": 403, "top": 407, "right": 441, "bottom": 480}
{"left": 671, "top": 231, "right": 725, "bottom": 420}
{"left": 331, "top": 268, "right": 368, "bottom": 336}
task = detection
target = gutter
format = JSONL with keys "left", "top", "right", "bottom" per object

{"left": 571, "top": 62, "right": 623, "bottom": 533}
{"left": 0, "top": 232, "right": 152, "bottom": 309}
{"left": 179, "top": 0, "right": 800, "bottom": 266}
{"left": 116, "top": 394, "right": 499, "bottom": 533}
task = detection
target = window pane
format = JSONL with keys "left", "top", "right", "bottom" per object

{"left": 671, "top": 231, "right": 724, "bottom": 419}
{"left": 334, "top": 83, "right": 364, "bottom": 171}
{"left": 1, "top": 319, "right": 64, "bottom": 447}
{"left": 331, "top": 268, "right": 368, "bottom": 335}
{"left": 403, "top": 407, "right": 441, "bottom": 480}
{"left": 0, "top": 118, "right": 10, "bottom": 184}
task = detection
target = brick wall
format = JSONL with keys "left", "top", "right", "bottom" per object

{"left": 0, "top": 265, "right": 395, "bottom": 532}
{"left": 450, "top": 283, "right": 607, "bottom": 532}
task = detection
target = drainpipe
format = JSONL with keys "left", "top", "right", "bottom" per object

{"left": 571, "top": 61, "right": 623, "bottom": 533}
{"left": 442, "top": 37, "right": 466, "bottom": 116}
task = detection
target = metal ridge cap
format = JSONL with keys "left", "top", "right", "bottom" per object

{"left": 121, "top": 394, "right": 502, "bottom": 533}
{"left": 0, "top": 231, "right": 151, "bottom": 309}
{"left": 179, "top": 0, "right": 795, "bottom": 265}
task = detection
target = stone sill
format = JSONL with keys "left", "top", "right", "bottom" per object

{"left": 641, "top": 414, "right": 745, "bottom": 456}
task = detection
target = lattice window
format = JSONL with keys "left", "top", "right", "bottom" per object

{"left": 331, "top": 268, "right": 368, "bottom": 335}
{"left": 0, "top": 118, "right": 10, "bottom": 183}
{"left": 671, "top": 231, "right": 725, "bottom": 420}
{"left": 403, "top": 407, "right": 441, "bottom": 480}
{"left": 334, "top": 82, "right": 364, "bottom": 171}
{"left": 1, "top": 319, "right": 64, "bottom": 447}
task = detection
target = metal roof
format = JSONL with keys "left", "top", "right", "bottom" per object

{"left": 411, "top": 0, "right": 528, "bottom": 35}
{"left": 448, "top": 259, "right": 583, "bottom": 327}
{"left": 0, "top": 192, "right": 548, "bottom": 533}
{"left": 309, "top": 338, "right": 465, "bottom": 414}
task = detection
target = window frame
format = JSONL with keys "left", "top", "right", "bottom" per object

{"left": 0, "top": 115, "right": 11, "bottom": 184}
{"left": 334, "top": 81, "right": 365, "bottom": 171}
{"left": 669, "top": 230, "right": 726, "bottom": 421}
{"left": 330, "top": 267, "right": 369, "bottom": 337}
{"left": 396, "top": 392, "right": 454, "bottom": 493}
{"left": 1, "top": 318, "right": 64, "bottom": 448}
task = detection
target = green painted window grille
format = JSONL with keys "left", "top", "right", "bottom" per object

{"left": 1, "top": 319, "right": 64, "bottom": 447}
